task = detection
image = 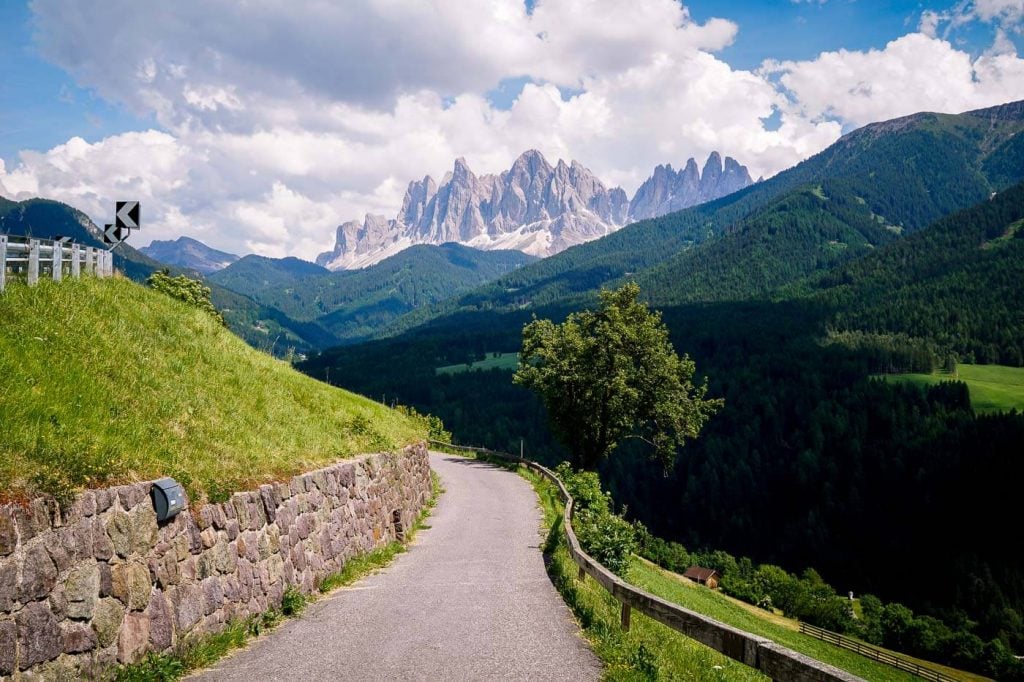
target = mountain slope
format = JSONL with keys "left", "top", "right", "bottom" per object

{"left": 811, "top": 180, "right": 1024, "bottom": 365}
{"left": 0, "top": 276, "right": 424, "bottom": 502}
{"left": 140, "top": 236, "right": 240, "bottom": 274}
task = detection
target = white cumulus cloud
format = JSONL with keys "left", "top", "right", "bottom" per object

{"left": 2, "top": 1, "right": 1023, "bottom": 260}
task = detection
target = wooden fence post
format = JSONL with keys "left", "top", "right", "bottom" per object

{"left": 0, "top": 235, "right": 6, "bottom": 292}
{"left": 28, "top": 239, "right": 39, "bottom": 285}
{"left": 621, "top": 603, "right": 632, "bottom": 632}
{"left": 71, "top": 243, "right": 80, "bottom": 278}
{"left": 52, "top": 241, "right": 62, "bottom": 282}
{"left": 86, "top": 248, "right": 96, "bottom": 275}
{"left": 578, "top": 566, "right": 586, "bottom": 582}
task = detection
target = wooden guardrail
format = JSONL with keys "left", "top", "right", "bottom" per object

{"left": 430, "top": 441, "right": 864, "bottom": 682}
{"left": 799, "top": 622, "right": 956, "bottom": 682}
{"left": 0, "top": 235, "right": 113, "bottom": 292}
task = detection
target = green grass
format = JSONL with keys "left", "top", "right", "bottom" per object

{"left": 881, "top": 363, "right": 1024, "bottom": 413}
{"left": 435, "top": 352, "right": 519, "bottom": 375}
{"left": 0, "top": 277, "right": 425, "bottom": 502}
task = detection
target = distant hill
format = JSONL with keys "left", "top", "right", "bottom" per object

{"left": 213, "top": 243, "right": 536, "bottom": 344}
{"left": 207, "top": 254, "right": 329, "bottom": 298}
{"left": 141, "top": 236, "right": 240, "bottom": 274}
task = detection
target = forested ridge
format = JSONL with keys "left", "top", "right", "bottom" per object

{"left": 209, "top": 243, "right": 535, "bottom": 345}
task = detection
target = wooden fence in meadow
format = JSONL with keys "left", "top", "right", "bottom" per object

{"left": 0, "top": 235, "right": 114, "bottom": 292}
{"left": 799, "top": 622, "right": 957, "bottom": 682}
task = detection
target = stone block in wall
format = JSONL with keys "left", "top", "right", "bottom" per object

{"left": 146, "top": 591, "right": 173, "bottom": 651}
{"left": 111, "top": 561, "right": 151, "bottom": 611}
{"left": 117, "top": 612, "right": 149, "bottom": 664}
{"left": 106, "top": 510, "right": 132, "bottom": 559}
{"left": 91, "top": 517, "right": 115, "bottom": 561}
{"left": 61, "top": 621, "right": 97, "bottom": 654}
{"left": 16, "top": 601, "right": 62, "bottom": 669}
{"left": 0, "top": 509, "right": 16, "bottom": 557}
{"left": 64, "top": 562, "right": 99, "bottom": 620}
{"left": 171, "top": 582, "right": 204, "bottom": 634}
{"left": 0, "top": 619, "right": 16, "bottom": 675}
{"left": 92, "top": 598, "right": 125, "bottom": 648}
{"left": 0, "top": 555, "right": 16, "bottom": 613}
{"left": 19, "top": 543, "right": 58, "bottom": 602}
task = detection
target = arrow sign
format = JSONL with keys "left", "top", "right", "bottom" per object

{"left": 103, "top": 224, "right": 127, "bottom": 246}
{"left": 115, "top": 201, "right": 140, "bottom": 230}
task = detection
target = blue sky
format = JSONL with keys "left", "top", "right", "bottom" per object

{"left": 1, "top": 0, "right": 1022, "bottom": 259}
{"left": 0, "top": 3, "right": 152, "bottom": 163}
{"left": 2, "top": 0, "right": 1015, "bottom": 165}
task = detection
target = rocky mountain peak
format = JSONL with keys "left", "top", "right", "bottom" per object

{"left": 628, "top": 151, "right": 753, "bottom": 222}
{"left": 317, "top": 149, "right": 754, "bottom": 270}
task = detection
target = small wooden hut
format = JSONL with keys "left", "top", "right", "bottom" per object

{"left": 683, "top": 566, "right": 720, "bottom": 589}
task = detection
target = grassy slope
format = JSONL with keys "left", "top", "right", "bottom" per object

{"left": 881, "top": 364, "right": 1024, "bottom": 413}
{"left": 0, "top": 276, "right": 424, "bottom": 502}
{"left": 629, "top": 561, "right": 990, "bottom": 682}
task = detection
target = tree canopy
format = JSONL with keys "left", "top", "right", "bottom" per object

{"left": 513, "top": 282, "right": 721, "bottom": 469}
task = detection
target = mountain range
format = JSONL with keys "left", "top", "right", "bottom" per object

{"left": 316, "top": 150, "right": 752, "bottom": 270}
{"left": 140, "top": 236, "right": 240, "bottom": 274}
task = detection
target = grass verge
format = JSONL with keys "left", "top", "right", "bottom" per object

{"left": 114, "top": 471, "right": 443, "bottom": 681}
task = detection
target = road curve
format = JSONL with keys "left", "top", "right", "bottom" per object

{"left": 192, "top": 452, "right": 601, "bottom": 681}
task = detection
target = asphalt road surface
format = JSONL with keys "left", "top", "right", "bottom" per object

{"left": 193, "top": 452, "right": 601, "bottom": 681}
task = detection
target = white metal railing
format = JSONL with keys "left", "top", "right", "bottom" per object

{"left": 0, "top": 235, "right": 114, "bottom": 292}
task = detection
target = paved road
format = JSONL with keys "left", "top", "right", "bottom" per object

{"left": 193, "top": 452, "right": 601, "bottom": 681}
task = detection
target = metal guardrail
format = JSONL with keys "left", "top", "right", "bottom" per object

{"left": 799, "top": 622, "right": 956, "bottom": 682}
{"left": 0, "top": 235, "right": 114, "bottom": 292}
{"left": 430, "top": 441, "right": 864, "bottom": 682}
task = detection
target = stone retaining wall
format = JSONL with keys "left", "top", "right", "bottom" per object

{"left": 0, "top": 443, "right": 432, "bottom": 679}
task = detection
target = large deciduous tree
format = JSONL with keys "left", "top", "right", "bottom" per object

{"left": 514, "top": 282, "right": 721, "bottom": 470}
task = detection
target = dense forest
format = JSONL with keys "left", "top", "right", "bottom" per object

{"left": 301, "top": 179, "right": 1024, "bottom": 664}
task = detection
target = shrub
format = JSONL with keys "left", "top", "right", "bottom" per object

{"left": 146, "top": 270, "right": 225, "bottom": 325}
{"left": 556, "top": 463, "right": 636, "bottom": 576}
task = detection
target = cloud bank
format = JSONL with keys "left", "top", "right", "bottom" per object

{"left": 2, "top": 0, "right": 1024, "bottom": 259}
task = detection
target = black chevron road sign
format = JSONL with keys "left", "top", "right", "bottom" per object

{"left": 115, "top": 201, "right": 140, "bottom": 230}
{"left": 102, "top": 224, "right": 127, "bottom": 246}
